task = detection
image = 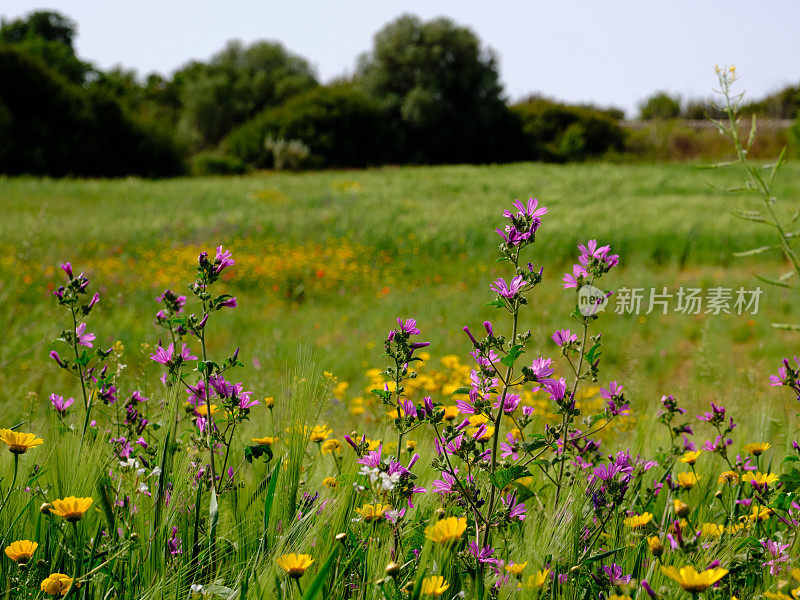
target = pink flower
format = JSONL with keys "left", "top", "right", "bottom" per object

{"left": 50, "top": 394, "right": 74, "bottom": 412}
{"left": 490, "top": 275, "right": 525, "bottom": 299}
{"left": 75, "top": 322, "right": 95, "bottom": 347}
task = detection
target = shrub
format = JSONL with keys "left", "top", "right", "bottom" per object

{"left": 0, "top": 44, "right": 185, "bottom": 177}
{"left": 638, "top": 91, "right": 682, "bottom": 120}
{"left": 190, "top": 151, "right": 250, "bottom": 176}
{"left": 223, "top": 84, "right": 395, "bottom": 169}
{"left": 510, "top": 97, "right": 625, "bottom": 162}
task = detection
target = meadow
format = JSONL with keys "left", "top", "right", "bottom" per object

{"left": 0, "top": 158, "right": 800, "bottom": 599}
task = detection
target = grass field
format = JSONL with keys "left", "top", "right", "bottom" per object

{"left": 2, "top": 161, "right": 800, "bottom": 599}
{"left": 1, "top": 161, "right": 799, "bottom": 423}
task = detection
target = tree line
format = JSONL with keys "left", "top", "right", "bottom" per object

{"left": 1, "top": 11, "right": 798, "bottom": 177}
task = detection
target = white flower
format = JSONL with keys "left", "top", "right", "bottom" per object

{"left": 150, "top": 467, "right": 162, "bottom": 478}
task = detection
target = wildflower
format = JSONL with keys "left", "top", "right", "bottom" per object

{"left": 675, "top": 472, "right": 700, "bottom": 489}
{"left": 194, "top": 404, "right": 219, "bottom": 417}
{"left": 443, "top": 406, "right": 459, "bottom": 421}
{"left": 276, "top": 554, "right": 314, "bottom": 578}
{"left": 647, "top": 536, "right": 664, "bottom": 557}
{"left": 40, "top": 573, "right": 73, "bottom": 596}
{"left": 672, "top": 500, "right": 691, "bottom": 519}
{"left": 75, "top": 323, "right": 95, "bottom": 347}
{"left": 700, "top": 523, "right": 723, "bottom": 537}
{"left": 4, "top": 540, "right": 37, "bottom": 563}
{"left": 601, "top": 564, "right": 631, "bottom": 586}
{"left": 718, "top": 471, "right": 738, "bottom": 484}
{"left": 743, "top": 442, "right": 771, "bottom": 456}
{"left": 552, "top": 329, "right": 577, "bottom": 345}
{"left": 490, "top": 275, "right": 525, "bottom": 299}
{"left": 624, "top": 512, "right": 653, "bottom": 529}
{"left": 742, "top": 471, "right": 779, "bottom": 489}
{"left": 420, "top": 576, "right": 449, "bottom": 597}
{"left": 309, "top": 425, "right": 332, "bottom": 443}
{"left": 322, "top": 477, "right": 338, "bottom": 488}
{"left": 660, "top": 565, "right": 728, "bottom": 592}
{"left": 0, "top": 429, "right": 43, "bottom": 454}
{"left": 168, "top": 526, "right": 182, "bottom": 555}
{"left": 679, "top": 450, "right": 702, "bottom": 465}
{"left": 49, "top": 497, "right": 93, "bottom": 522}
{"left": 425, "top": 516, "right": 467, "bottom": 545}
{"left": 406, "top": 440, "right": 417, "bottom": 452}
{"left": 49, "top": 394, "right": 74, "bottom": 413}
{"left": 468, "top": 542, "right": 499, "bottom": 565}
{"left": 501, "top": 492, "right": 527, "bottom": 521}
{"left": 251, "top": 436, "right": 277, "bottom": 446}
{"left": 214, "top": 245, "right": 235, "bottom": 273}
{"left": 527, "top": 569, "right": 550, "bottom": 589}
{"left": 505, "top": 561, "right": 527, "bottom": 577}
{"left": 264, "top": 397, "right": 275, "bottom": 408}
{"left": 355, "top": 503, "right": 390, "bottom": 522}
{"left": 321, "top": 439, "right": 341, "bottom": 455}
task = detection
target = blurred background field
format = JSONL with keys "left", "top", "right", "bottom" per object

{"left": 2, "top": 160, "right": 799, "bottom": 438}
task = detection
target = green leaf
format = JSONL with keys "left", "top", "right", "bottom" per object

{"left": 500, "top": 344, "right": 524, "bottom": 368}
{"left": 772, "top": 323, "right": 800, "bottom": 331}
{"left": 755, "top": 274, "right": 793, "bottom": 289}
{"left": 782, "top": 455, "right": 800, "bottom": 464}
{"left": 490, "top": 465, "right": 531, "bottom": 489}
{"left": 781, "top": 467, "right": 800, "bottom": 492}
{"left": 485, "top": 299, "right": 506, "bottom": 309}
{"left": 244, "top": 443, "right": 274, "bottom": 464}
{"left": 300, "top": 545, "right": 340, "bottom": 600}
{"left": 451, "top": 387, "right": 471, "bottom": 396}
{"left": 262, "top": 457, "right": 282, "bottom": 546}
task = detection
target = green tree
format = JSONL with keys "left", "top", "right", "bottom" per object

{"left": 0, "top": 10, "right": 91, "bottom": 83}
{"left": 174, "top": 39, "right": 318, "bottom": 149}
{"left": 638, "top": 91, "right": 682, "bottom": 120}
{"left": 356, "top": 14, "right": 520, "bottom": 164}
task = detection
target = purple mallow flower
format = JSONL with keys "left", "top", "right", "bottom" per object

{"left": 75, "top": 323, "right": 95, "bottom": 347}
{"left": 215, "top": 245, "right": 235, "bottom": 273}
{"left": 50, "top": 394, "right": 74, "bottom": 412}
{"left": 490, "top": 275, "right": 525, "bottom": 300}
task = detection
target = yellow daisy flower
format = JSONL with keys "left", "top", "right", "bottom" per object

{"left": 0, "top": 429, "right": 43, "bottom": 454}
{"left": 420, "top": 576, "right": 449, "bottom": 597}
{"left": 49, "top": 497, "right": 93, "bottom": 522}
{"left": 4, "top": 540, "right": 37, "bottom": 563}
{"left": 623, "top": 512, "right": 653, "bottom": 529}
{"left": 425, "top": 516, "right": 467, "bottom": 545}
{"left": 276, "top": 553, "right": 314, "bottom": 578}
{"left": 743, "top": 442, "right": 771, "bottom": 456}
{"left": 675, "top": 472, "right": 700, "bottom": 489}
{"left": 660, "top": 565, "right": 728, "bottom": 592}
{"left": 355, "top": 503, "right": 390, "bottom": 522}
{"left": 251, "top": 436, "right": 277, "bottom": 446}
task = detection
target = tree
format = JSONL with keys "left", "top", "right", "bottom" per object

{"left": 356, "top": 14, "right": 520, "bottom": 164}
{"left": 0, "top": 10, "right": 91, "bottom": 83}
{"left": 638, "top": 91, "right": 682, "bottom": 120}
{"left": 174, "top": 39, "right": 318, "bottom": 149}
{"left": 0, "top": 45, "right": 184, "bottom": 177}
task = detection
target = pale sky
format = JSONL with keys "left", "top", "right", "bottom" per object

{"left": 3, "top": 0, "right": 799, "bottom": 117}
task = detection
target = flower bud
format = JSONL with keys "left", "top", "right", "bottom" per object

{"left": 673, "top": 499, "right": 690, "bottom": 518}
{"left": 647, "top": 536, "right": 664, "bottom": 558}
{"left": 40, "top": 502, "right": 52, "bottom": 515}
{"left": 385, "top": 561, "right": 401, "bottom": 577}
